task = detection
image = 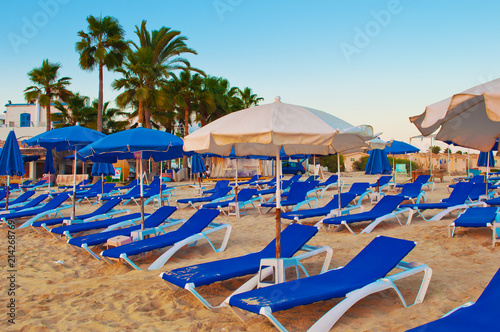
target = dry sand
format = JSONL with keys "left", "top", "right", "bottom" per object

{"left": 1, "top": 173, "right": 499, "bottom": 331}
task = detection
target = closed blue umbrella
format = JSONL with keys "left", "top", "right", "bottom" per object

{"left": 478, "top": 151, "right": 495, "bottom": 167}
{"left": 0, "top": 131, "right": 25, "bottom": 210}
{"left": 24, "top": 124, "right": 106, "bottom": 218}
{"left": 77, "top": 126, "right": 185, "bottom": 228}
{"left": 365, "top": 149, "right": 392, "bottom": 175}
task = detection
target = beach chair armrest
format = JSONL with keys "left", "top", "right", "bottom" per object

{"left": 102, "top": 217, "right": 142, "bottom": 231}
{"left": 291, "top": 197, "right": 318, "bottom": 212}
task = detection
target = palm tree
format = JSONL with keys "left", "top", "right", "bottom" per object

{"left": 24, "top": 59, "right": 72, "bottom": 131}
{"left": 76, "top": 15, "right": 128, "bottom": 132}
{"left": 239, "top": 87, "right": 263, "bottom": 108}
{"left": 51, "top": 93, "right": 95, "bottom": 128}
{"left": 131, "top": 20, "right": 200, "bottom": 128}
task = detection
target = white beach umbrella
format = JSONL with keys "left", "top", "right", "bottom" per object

{"left": 410, "top": 78, "right": 500, "bottom": 152}
{"left": 184, "top": 97, "right": 374, "bottom": 258}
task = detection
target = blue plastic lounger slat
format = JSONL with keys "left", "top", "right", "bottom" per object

{"left": 177, "top": 186, "right": 232, "bottom": 209}
{"left": 1, "top": 193, "right": 70, "bottom": 225}
{"left": 227, "top": 236, "right": 432, "bottom": 332}
{"left": 50, "top": 212, "right": 144, "bottom": 236}
{"left": 448, "top": 207, "right": 500, "bottom": 242}
{"left": 407, "top": 268, "right": 500, "bottom": 332}
{"left": 160, "top": 223, "right": 328, "bottom": 309}
{"left": 397, "top": 183, "right": 425, "bottom": 203}
{"left": 101, "top": 186, "right": 141, "bottom": 201}
{"left": 231, "top": 175, "right": 261, "bottom": 186}
{"left": 255, "top": 180, "right": 293, "bottom": 196}
{"left": 400, "top": 182, "right": 475, "bottom": 221}
{"left": 260, "top": 182, "right": 316, "bottom": 213}
{"left": 100, "top": 209, "right": 228, "bottom": 271}
{"left": 31, "top": 198, "right": 124, "bottom": 228}
{"left": 281, "top": 193, "right": 356, "bottom": 222}
{"left": 0, "top": 191, "right": 36, "bottom": 209}
{"left": 485, "top": 196, "right": 500, "bottom": 206}
{"left": 369, "top": 175, "right": 392, "bottom": 188}
{"left": 317, "top": 195, "right": 408, "bottom": 234}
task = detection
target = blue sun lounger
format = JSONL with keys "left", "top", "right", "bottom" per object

{"left": 316, "top": 195, "right": 411, "bottom": 234}
{"left": 281, "top": 193, "right": 358, "bottom": 224}
{"left": 100, "top": 186, "right": 140, "bottom": 202}
{"left": 259, "top": 182, "right": 318, "bottom": 214}
{"left": 369, "top": 175, "right": 393, "bottom": 191}
{"left": 27, "top": 198, "right": 128, "bottom": 231}
{"left": 50, "top": 212, "right": 144, "bottom": 239}
{"left": 397, "top": 174, "right": 434, "bottom": 191}
{"left": 202, "top": 180, "right": 230, "bottom": 196}
{"left": 75, "top": 183, "right": 117, "bottom": 203}
{"left": 400, "top": 182, "right": 478, "bottom": 222}
{"left": 116, "top": 179, "right": 139, "bottom": 191}
{"left": 100, "top": 209, "right": 231, "bottom": 271}
{"left": 254, "top": 179, "right": 293, "bottom": 197}
{"left": 177, "top": 186, "right": 232, "bottom": 209}
{"left": 0, "top": 194, "right": 49, "bottom": 214}
{"left": 231, "top": 175, "right": 261, "bottom": 187}
{"left": 21, "top": 180, "right": 47, "bottom": 190}
{"left": 448, "top": 207, "right": 500, "bottom": 246}
{"left": 407, "top": 268, "right": 499, "bottom": 332}
{"left": 343, "top": 182, "right": 372, "bottom": 203}
{"left": 160, "top": 223, "right": 332, "bottom": 309}
{"left": 316, "top": 175, "right": 343, "bottom": 197}
{"left": 395, "top": 183, "right": 426, "bottom": 203}
{"left": 1, "top": 193, "right": 71, "bottom": 227}
{"left": 465, "top": 182, "right": 495, "bottom": 202}
{"left": 0, "top": 191, "right": 36, "bottom": 209}
{"left": 227, "top": 236, "right": 432, "bottom": 332}
{"left": 201, "top": 188, "right": 262, "bottom": 216}
{"left": 58, "top": 179, "right": 91, "bottom": 191}
{"left": 67, "top": 206, "right": 180, "bottom": 260}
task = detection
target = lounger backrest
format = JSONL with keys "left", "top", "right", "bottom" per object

{"left": 124, "top": 186, "right": 141, "bottom": 197}
{"left": 343, "top": 236, "right": 416, "bottom": 282}
{"left": 476, "top": 268, "right": 500, "bottom": 304}
{"left": 144, "top": 206, "right": 177, "bottom": 228}
{"left": 288, "top": 175, "right": 302, "bottom": 183}
{"left": 447, "top": 182, "right": 474, "bottom": 205}
{"left": 215, "top": 180, "right": 230, "bottom": 190}
{"left": 377, "top": 175, "right": 392, "bottom": 186}
{"left": 400, "top": 183, "right": 423, "bottom": 197}
{"left": 43, "top": 193, "right": 69, "bottom": 209}
{"left": 173, "top": 208, "right": 220, "bottom": 235}
{"left": 370, "top": 195, "right": 405, "bottom": 214}
{"left": 101, "top": 183, "right": 116, "bottom": 193}
{"left": 325, "top": 193, "right": 357, "bottom": 209}
{"left": 210, "top": 186, "right": 232, "bottom": 199}
{"left": 92, "top": 198, "right": 122, "bottom": 214}
{"left": 10, "top": 184, "right": 19, "bottom": 190}
{"left": 348, "top": 182, "right": 370, "bottom": 195}
{"left": 11, "top": 191, "right": 36, "bottom": 204}
{"left": 286, "top": 182, "right": 311, "bottom": 202}
{"left": 414, "top": 175, "right": 430, "bottom": 184}
{"left": 259, "top": 223, "right": 319, "bottom": 257}
{"left": 237, "top": 188, "right": 258, "bottom": 201}
{"left": 22, "top": 194, "right": 49, "bottom": 209}
{"left": 469, "top": 175, "right": 486, "bottom": 184}
{"left": 468, "top": 183, "right": 487, "bottom": 200}
{"left": 322, "top": 175, "right": 338, "bottom": 185}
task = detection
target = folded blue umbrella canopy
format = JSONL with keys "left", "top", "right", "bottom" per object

{"left": 0, "top": 131, "right": 26, "bottom": 210}
{"left": 478, "top": 151, "right": 495, "bottom": 167}
{"left": 365, "top": 149, "right": 392, "bottom": 175}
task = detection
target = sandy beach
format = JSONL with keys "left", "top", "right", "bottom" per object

{"left": 2, "top": 173, "right": 499, "bottom": 331}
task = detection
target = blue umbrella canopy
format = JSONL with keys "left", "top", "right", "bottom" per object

{"left": 22, "top": 155, "right": 40, "bottom": 163}
{"left": 91, "top": 162, "right": 115, "bottom": 176}
{"left": 191, "top": 154, "right": 206, "bottom": 175}
{"left": 365, "top": 149, "right": 392, "bottom": 175}
{"left": 384, "top": 140, "right": 420, "bottom": 155}
{"left": 0, "top": 131, "right": 25, "bottom": 177}
{"left": 77, "top": 127, "right": 185, "bottom": 162}
{"left": 24, "top": 124, "right": 106, "bottom": 151}
{"left": 478, "top": 151, "right": 495, "bottom": 167}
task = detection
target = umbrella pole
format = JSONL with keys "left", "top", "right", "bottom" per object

{"left": 159, "top": 161, "right": 163, "bottom": 208}
{"left": 486, "top": 152, "right": 490, "bottom": 194}
{"left": 6, "top": 175, "right": 10, "bottom": 211}
{"left": 337, "top": 153, "right": 341, "bottom": 215}
{"left": 72, "top": 147, "right": 77, "bottom": 219}
{"left": 140, "top": 156, "right": 144, "bottom": 229}
{"left": 275, "top": 148, "right": 281, "bottom": 259}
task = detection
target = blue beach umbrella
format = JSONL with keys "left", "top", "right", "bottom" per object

{"left": 365, "top": 149, "right": 392, "bottom": 175}
{"left": 191, "top": 154, "right": 206, "bottom": 188}
{"left": 384, "top": 140, "right": 420, "bottom": 178}
{"left": 478, "top": 151, "right": 495, "bottom": 168}
{"left": 24, "top": 124, "right": 106, "bottom": 218}
{"left": 91, "top": 162, "right": 115, "bottom": 176}
{"left": 77, "top": 126, "right": 185, "bottom": 227}
{"left": 0, "top": 131, "right": 25, "bottom": 210}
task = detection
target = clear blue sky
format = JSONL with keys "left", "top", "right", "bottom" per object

{"left": 1, "top": 0, "right": 500, "bottom": 152}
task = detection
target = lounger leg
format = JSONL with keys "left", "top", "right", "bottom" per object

{"left": 81, "top": 244, "right": 101, "bottom": 260}
{"left": 120, "top": 253, "right": 141, "bottom": 270}
{"left": 260, "top": 307, "right": 288, "bottom": 332}
{"left": 449, "top": 223, "right": 456, "bottom": 237}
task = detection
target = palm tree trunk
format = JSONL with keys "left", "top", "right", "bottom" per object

{"left": 97, "top": 62, "right": 104, "bottom": 132}
{"left": 138, "top": 101, "right": 144, "bottom": 125}
{"left": 144, "top": 104, "right": 152, "bottom": 129}
{"left": 46, "top": 104, "right": 51, "bottom": 131}
{"left": 183, "top": 105, "right": 190, "bottom": 168}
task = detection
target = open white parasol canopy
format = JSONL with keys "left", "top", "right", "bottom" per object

{"left": 410, "top": 78, "right": 500, "bottom": 152}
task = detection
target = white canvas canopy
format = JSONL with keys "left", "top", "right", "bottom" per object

{"left": 410, "top": 78, "right": 500, "bottom": 152}
{"left": 183, "top": 97, "right": 374, "bottom": 258}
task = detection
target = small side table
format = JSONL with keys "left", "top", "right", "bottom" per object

{"left": 257, "top": 257, "right": 308, "bottom": 288}
{"left": 369, "top": 192, "right": 383, "bottom": 204}
{"left": 228, "top": 202, "right": 240, "bottom": 218}
{"left": 106, "top": 235, "right": 132, "bottom": 249}
{"left": 130, "top": 228, "right": 157, "bottom": 241}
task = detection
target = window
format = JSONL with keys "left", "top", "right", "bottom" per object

{"left": 20, "top": 113, "right": 30, "bottom": 127}
{"left": 350, "top": 158, "right": 355, "bottom": 161}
